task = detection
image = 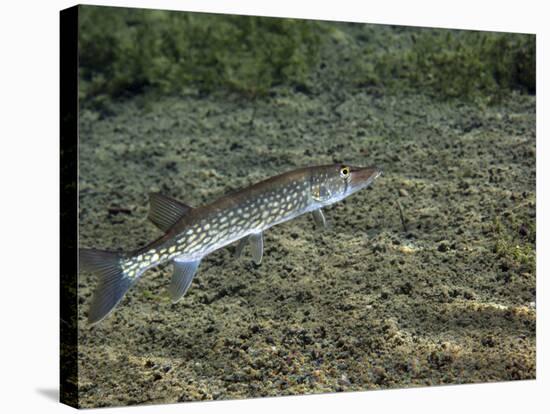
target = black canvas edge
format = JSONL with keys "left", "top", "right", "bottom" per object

{"left": 60, "top": 5, "right": 79, "bottom": 409}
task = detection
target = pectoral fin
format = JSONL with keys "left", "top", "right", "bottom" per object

{"left": 169, "top": 258, "right": 201, "bottom": 303}
{"left": 312, "top": 209, "right": 326, "bottom": 228}
{"left": 148, "top": 193, "right": 193, "bottom": 232}
{"left": 234, "top": 232, "right": 264, "bottom": 265}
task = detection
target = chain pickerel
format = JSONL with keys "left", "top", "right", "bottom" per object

{"left": 80, "top": 164, "right": 382, "bottom": 324}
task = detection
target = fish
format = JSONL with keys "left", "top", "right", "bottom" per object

{"left": 79, "top": 164, "right": 382, "bottom": 324}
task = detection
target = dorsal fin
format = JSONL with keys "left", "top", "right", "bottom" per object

{"left": 148, "top": 193, "right": 193, "bottom": 232}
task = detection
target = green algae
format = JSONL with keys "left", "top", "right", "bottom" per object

{"left": 349, "top": 28, "right": 535, "bottom": 102}
{"left": 492, "top": 217, "right": 536, "bottom": 275}
{"left": 79, "top": 6, "right": 322, "bottom": 105}
{"left": 78, "top": 6, "right": 534, "bottom": 110}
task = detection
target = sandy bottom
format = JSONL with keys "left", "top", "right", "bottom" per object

{"left": 77, "top": 77, "right": 535, "bottom": 406}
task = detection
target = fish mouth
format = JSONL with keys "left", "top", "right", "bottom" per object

{"left": 349, "top": 165, "right": 383, "bottom": 194}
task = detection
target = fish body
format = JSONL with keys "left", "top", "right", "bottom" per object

{"left": 80, "top": 164, "right": 382, "bottom": 324}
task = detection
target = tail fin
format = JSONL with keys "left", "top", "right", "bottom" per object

{"left": 79, "top": 249, "right": 134, "bottom": 325}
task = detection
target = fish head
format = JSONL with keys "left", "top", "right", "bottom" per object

{"left": 309, "top": 164, "right": 382, "bottom": 205}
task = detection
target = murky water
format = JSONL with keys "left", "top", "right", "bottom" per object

{"left": 77, "top": 25, "right": 535, "bottom": 408}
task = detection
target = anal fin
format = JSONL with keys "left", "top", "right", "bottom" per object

{"left": 169, "top": 258, "right": 201, "bottom": 303}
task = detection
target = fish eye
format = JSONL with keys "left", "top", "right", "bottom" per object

{"left": 339, "top": 165, "right": 350, "bottom": 178}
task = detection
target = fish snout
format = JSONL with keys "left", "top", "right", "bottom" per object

{"left": 350, "top": 165, "right": 382, "bottom": 191}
